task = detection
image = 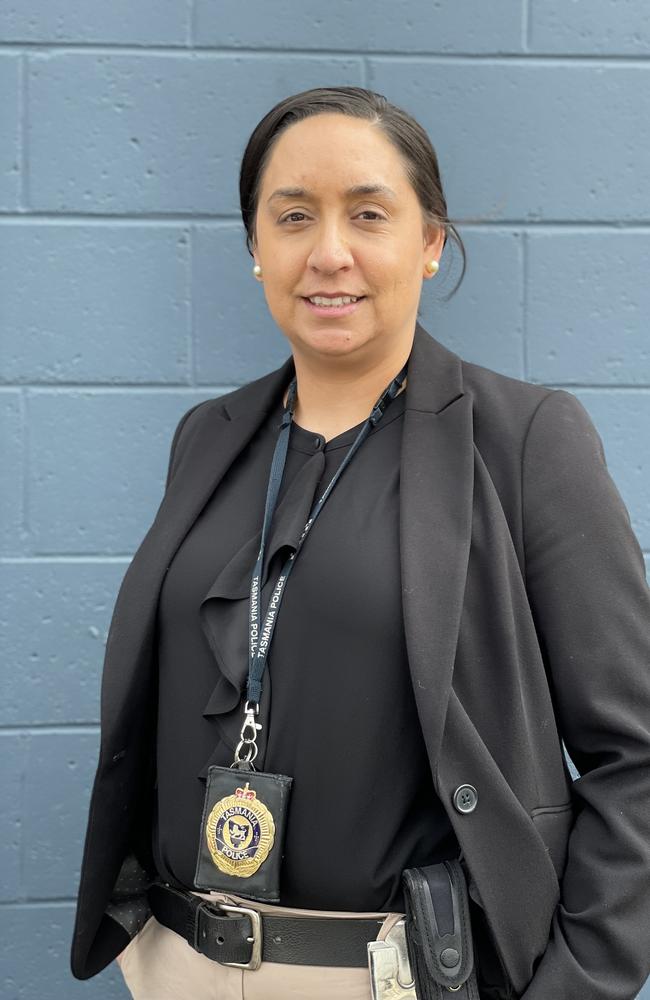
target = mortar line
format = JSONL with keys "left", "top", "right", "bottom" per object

{"left": 17, "top": 733, "right": 29, "bottom": 902}
{"left": 0, "top": 44, "right": 648, "bottom": 64}
{"left": 189, "top": 0, "right": 197, "bottom": 47}
{"left": 188, "top": 224, "right": 195, "bottom": 384}
{"left": 0, "top": 555, "right": 132, "bottom": 564}
{"left": 12, "top": 382, "right": 237, "bottom": 391}
{"left": 531, "top": 384, "right": 650, "bottom": 392}
{"left": 0, "top": 724, "right": 100, "bottom": 734}
{"left": 523, "top": 0, "right": 531, "bottom": 53}
{"left": 20, "top": 389, "right": 29, "bottom": 547}
{"left": 18, "top": 54, "right": 27, "bottom": 210}
{"left": 0, "top": 899, "right": 79, "bottom": 909}
{"left": 522, "top": 230, "right": 529, "bottom": 379}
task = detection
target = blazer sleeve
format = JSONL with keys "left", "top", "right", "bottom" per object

{"left": 90, "top": 397, "right": 216, "bottom": 948}
{"left": 519, "top": 389, "right": 650, "bottom": 1000}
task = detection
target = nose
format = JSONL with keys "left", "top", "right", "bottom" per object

{"left": 306, "top": 219, "right": 354, "bottom": 273}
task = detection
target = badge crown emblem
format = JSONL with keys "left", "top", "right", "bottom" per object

{"left": 235, "top": 783, "right": 256, "bottom": 801}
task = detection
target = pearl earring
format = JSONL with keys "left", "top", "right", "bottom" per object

{"left": 425, "top": 260, "right": 439, "bottom": 276}
{"left": 253, "top": 264, "right": 262, "bottom": 277}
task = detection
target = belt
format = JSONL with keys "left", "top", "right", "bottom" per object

{"left": 148, "top": 882, "right": 385, "bottom": 970}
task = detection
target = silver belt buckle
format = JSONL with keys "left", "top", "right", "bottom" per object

{"left": 216, "top": 901, "right": 263, "bottom": 971}
{"left": 368, "top": 918, "right": 417, "bottom": 999}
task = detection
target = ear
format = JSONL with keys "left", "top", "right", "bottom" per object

{"left": 423, "top": 222, "right": 446, "bottom": 268}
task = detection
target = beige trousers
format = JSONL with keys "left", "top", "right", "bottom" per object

{"left": 116, "top": 889, "right": 406, "bottom": 1000}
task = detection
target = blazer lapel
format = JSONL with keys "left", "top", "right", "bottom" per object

{"left": 404, "top": 328, "right": 560, "bottom": 993}
{"left": 400, "top": 323, "right": 474, "bottom": 770}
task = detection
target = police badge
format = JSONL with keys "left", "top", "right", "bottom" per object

{"left": 206, "top": 781, "right": 275, "bottom": 877}
{"left": 194, "top": 765, "right": 292, "bottom": 902}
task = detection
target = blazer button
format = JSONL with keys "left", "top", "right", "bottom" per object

{"left": 453, "top": 784, "right": 478, "bottom": 814}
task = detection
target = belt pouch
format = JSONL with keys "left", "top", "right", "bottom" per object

{"left": 401, "top": 860, "right": 480, "bottom": 999}
{"left": 194, "top": 765, "right": 292, "bottom": 903}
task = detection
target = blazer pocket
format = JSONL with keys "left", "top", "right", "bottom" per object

{"left": 530, "top": 802, "right": 575, "bottom": 882}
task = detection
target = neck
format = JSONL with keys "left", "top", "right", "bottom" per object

{"left": 282, "top": 340, "right": 411, "bottom": 440}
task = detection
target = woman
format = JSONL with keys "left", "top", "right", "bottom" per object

{"left": 70, "top": 87, "right": 650, "bottom": 1000}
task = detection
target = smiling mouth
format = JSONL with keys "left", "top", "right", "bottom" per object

{"left": 301, "top": 295, "right": 367, "bottom": 314}
{"left": 301, "top": 297, "right": 366, "bottom": 319}
{"left": 303, "top": 295, "right": 366, "bottom": 307}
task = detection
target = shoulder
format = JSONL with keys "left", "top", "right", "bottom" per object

{"left": 458, "top": 355, "right": 596, "bottom": 460}
{"left": 164, "top": 363, "right": 291, "bottom": 488}
{"left": 459, "top": 356, "right": 619, "bottom": 533}
{"left": 455, "top": 355, "right": 620, "bottom": 565}
{"left": 461, "top": 356, "right": 552, "bottom": 429}
{"left": 452, "top": 355, "right": 608, "bottom": 514}
{"left": 164, "top": 397, "right": 218, "bottom": 488}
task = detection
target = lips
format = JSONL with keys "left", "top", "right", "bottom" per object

{"left": 303, "top": 292, "right": 365, "bottom": 299}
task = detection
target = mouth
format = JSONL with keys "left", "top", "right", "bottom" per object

{"left": 301, "top": 295, "right": 366, "bottom": 317}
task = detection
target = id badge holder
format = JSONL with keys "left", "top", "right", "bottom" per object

{"left": 194, "top": 702, "right": 292, "bottom": 903}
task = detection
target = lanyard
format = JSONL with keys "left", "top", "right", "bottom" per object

{"left": 233, "top": 362, "right": 408, "bottom": 767}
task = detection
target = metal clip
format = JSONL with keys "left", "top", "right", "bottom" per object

{"left": 232, "top": 701, "right": 262, "bottom": 768}
{"left": 368, "top": 919, "right": 416, "bottom": 1000}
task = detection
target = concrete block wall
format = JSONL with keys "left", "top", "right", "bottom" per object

{"left": 1, "top": 3, "right": 648, "bottom": 997}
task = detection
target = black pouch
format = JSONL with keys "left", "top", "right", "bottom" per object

{"left": 194, "top": 765, "right": 292, "bottom": 903}
{"left": 401, "top": 860, "right": 480, "bottom": 999}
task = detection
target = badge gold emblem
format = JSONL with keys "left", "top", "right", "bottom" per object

{"left": 204, "top": 782, "right": 276, "bottom": 878}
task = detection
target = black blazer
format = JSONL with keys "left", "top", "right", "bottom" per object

{"left": 71, "top": 322, "right": 650, "bottom": 999}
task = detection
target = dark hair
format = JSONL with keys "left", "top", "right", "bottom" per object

{"left": 239, "top": 86, "right": 466, "bottom": 301}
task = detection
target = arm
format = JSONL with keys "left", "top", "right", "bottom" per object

{"left": 103, "top": 398, "right": 211, "bottom": 940}
{"left": 520, "top": 390, "right": 650, "bottom": 1000}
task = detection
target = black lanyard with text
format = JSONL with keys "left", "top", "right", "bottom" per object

{"left": 233, "top": 362, "right": 408, "bottom": 767}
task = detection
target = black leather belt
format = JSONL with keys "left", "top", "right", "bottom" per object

{"left": 148, "top": 882, "right": 384, "bottom": 970}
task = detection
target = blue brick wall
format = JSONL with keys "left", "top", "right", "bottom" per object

{"left": 1, "top": 3, "right": 648, "bottom": 998}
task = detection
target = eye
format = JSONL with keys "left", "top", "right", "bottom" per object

{"left": 279, "top": 212, "right": 309, "bottom": 224}
{"left": 357, "top": 210, "right": 386, "bottom": 221}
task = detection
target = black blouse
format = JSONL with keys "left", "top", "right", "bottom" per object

{"left": 153, "top": 382, "right": 458, "bottom": 911}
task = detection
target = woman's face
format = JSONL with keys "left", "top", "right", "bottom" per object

{"left": 252, "top": 113, "right": 444, "bottom": 364}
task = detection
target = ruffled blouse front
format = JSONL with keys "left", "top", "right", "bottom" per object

{"left": 197, "top": 436, "right": 326, "bottom": 773}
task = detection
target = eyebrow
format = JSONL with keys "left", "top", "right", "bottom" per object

{"left": 267, "top": 184, "right": 399, "bottom": 205}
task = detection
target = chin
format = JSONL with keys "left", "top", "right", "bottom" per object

{"left": 292, "top": 326, "right": 372, "bottom": 358}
